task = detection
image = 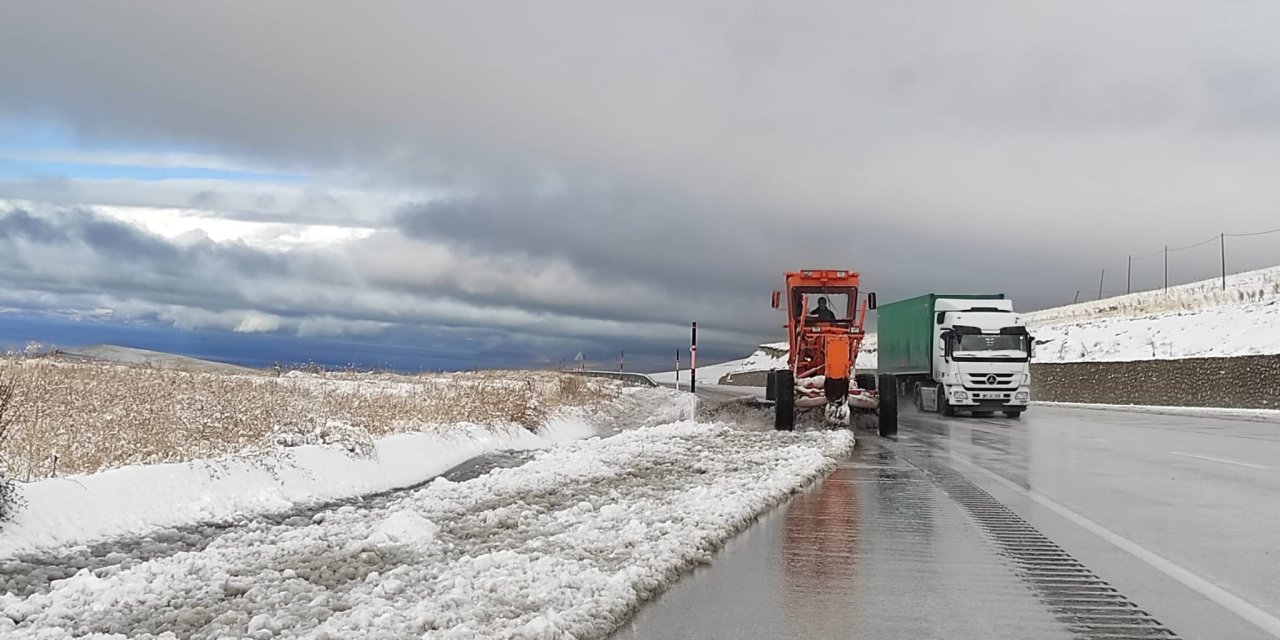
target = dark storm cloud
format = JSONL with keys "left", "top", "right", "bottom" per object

{"left": 0, "top": 205, "right": 753, "bottom": 365}
{"left": 5, "top": 1, "right": 1280, "bottom": 361}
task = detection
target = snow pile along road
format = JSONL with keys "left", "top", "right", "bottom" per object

{"left": 0, "top": 386, "right": 689, "bottom": 559}
{"left": 1, "top": 422, "right": 852, "bottom": 639}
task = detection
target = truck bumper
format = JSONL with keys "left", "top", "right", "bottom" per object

{"left": 946, "top": 386, "right": 1031, "bottom": 408}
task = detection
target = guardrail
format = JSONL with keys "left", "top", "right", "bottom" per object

{"left": 568, "top": 370, "right": 660, "bottom": 387}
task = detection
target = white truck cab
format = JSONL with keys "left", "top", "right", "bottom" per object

{"left": 923, "top": 298, "right": 1032, "bottom": 417}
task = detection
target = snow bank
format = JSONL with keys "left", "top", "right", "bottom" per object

{"left": 1, "top": 423, "right": 853, "bottom": 639}
{"left": 0, "top": 418, "right": 597, "bottom": 560}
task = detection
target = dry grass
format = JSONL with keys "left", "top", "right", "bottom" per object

{"left": 0, "top": 357, "right": 616, "bottom": 481}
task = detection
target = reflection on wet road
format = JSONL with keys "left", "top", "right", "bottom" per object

{"left": 615, "top": 406, "right": 1280, "bottom": 640}
{"left": 614, "top": 435, "right": 1074, "bottom": 640}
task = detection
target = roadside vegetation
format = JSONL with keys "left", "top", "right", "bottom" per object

{"left": 0, "top": 355, "right": 615, "bottom": 482}
{"left": 0, "top": 373, "right": 23, "bottom": 522}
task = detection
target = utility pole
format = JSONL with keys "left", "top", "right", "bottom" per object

{"left": 1073, "top": 290, "right": 1081, "bottom": 304}
{"left": 1220, "top": 233, "right": 1227, "bottom": 291}
{"left": 619, "top": 350, "right": 624, "bottom": 372}
{"left": 675, "top": 350, "right": 680, "bottom": 391}
{"left": 1126, "top": 255, "right": 1132, "bottom": 295}
{"left": 1164, "top": 245, "right": 1168, "bottom": 291}
{"left": 1098, "top": 269, "right": 1105, "bottom": 300}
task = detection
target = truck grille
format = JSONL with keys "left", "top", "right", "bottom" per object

{"left": 966, "top": 373, "right": 1018, "bottom": 389}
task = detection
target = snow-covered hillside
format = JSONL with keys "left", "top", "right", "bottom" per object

{"left": 683, "top": 264, "right": 1280, "bottom": 377}
{"left": 1027, "top": 265, "right": 1280, "bottom": 363}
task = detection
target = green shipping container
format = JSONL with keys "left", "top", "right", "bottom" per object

{"left": 876, "top": 293, "right": 1005, "bottom": 375}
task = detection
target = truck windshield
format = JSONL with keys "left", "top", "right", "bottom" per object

{"left": 953, "top": 334, "right": 1028, "bottom": 357}
{"left": 795, "top": 291, "right": 852, "bottom": 321}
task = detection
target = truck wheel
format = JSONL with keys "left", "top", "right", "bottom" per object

{"left": 1003, "top": 410, "right": 1022, "bottom": 419}
{"left": 973, "top": 411, "right": 995, "bottom": 418}
{"left": 877, "top": 374, "right": 898, "bottom": 436}
{"left": 774, "top": 369, "right": 795, "bottom": 431}
{"left": 765, "top": 370, "right": 777, "bottom": 402}
{"left": 938, "top": 384, "right": 956, "bottom": 417}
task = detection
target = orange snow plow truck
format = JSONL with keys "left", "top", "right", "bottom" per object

{"left": 766, "top": 269, "right": 898, "bottom": 436}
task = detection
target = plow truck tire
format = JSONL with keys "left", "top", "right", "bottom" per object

{"left": 773, "top": 369, "right": 795, "bottom": 431}
{"left": 877, "top": 373, "right": 898, "bottom": 436}
{"left": 765, "top": 370, "right": 777, "bottom": 402}
{"left": 1004, "top": 410, "right": 1022, "bottom": 419}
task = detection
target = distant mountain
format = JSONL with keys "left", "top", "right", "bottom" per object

{"left": 57, "top": 344, "right": 258, "bottom": 374}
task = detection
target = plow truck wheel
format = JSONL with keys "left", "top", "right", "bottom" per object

{"left": 773, "top": 369, "right": 795, "bottom": 431}
{"left": 765, "top": 371, "right": 777, "bottom": 402}
{"left": 877, "top": 373, "right": 898, "bottom": 437}
{"left": 1003, "top": 410, "right": 1022, "bottom": 419}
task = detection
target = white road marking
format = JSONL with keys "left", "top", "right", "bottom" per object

{"left": 1168, "top": 451, "right": 1272, "bottom": 470}
{"left": 953, "top": 456, "right": 1280, "bottom": 639}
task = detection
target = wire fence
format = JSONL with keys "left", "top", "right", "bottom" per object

{"left": 1068, "top": 225, "right": 1280, "bottom": 305}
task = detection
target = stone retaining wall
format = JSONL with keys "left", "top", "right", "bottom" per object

{"left": 1031, "top": 355, "right": 1280, "bottom": 409}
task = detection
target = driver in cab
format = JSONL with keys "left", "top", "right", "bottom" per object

{"left": 808, "top": 297, "right": 837, "bottom": 322}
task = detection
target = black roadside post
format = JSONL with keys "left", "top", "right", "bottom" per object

{"left": 1221, "top": 233, "right": 1227, "bottom": 290}
{"left": 690, "top": 322, "right": 697, "bottom": 394}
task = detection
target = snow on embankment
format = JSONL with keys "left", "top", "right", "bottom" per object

{"left": 651, "top": 336, "right": 876, "bottom": 386}
{"left": 1, "top": 423, "right": 853, "bottom": 639}
{"left": 1027, "top": 265, "right": 1280, "bottom": 363}
{"left": 0, "top": 387, "right": 693, "bottom": 559}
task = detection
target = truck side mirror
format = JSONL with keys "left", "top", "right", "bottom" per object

{"left": 867, "top": 292, "right": 877, "bottom": 310}
{"left": 771, "top": 290, "right": 782, "bottom": 309}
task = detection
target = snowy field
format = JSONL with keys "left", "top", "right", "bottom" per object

{"left": 1026, "top": 265, "right": 1280, "bottom": 363}
{"left": 1, "top": 419, "right": 852, "bottom": 639}
{"left": 0, "top": 359, "right": 613, "bottom": 480}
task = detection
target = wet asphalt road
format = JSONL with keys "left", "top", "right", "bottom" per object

{"left": 614, "top": 404, "right": 1280, "bottom": 640}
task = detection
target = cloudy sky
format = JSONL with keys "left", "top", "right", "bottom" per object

{"left": 3, "top": 1, "right": 1280, "bottom": 370}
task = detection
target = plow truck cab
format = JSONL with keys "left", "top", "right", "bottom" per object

{"left": 878, "top": 294, "right": 1032, "bottom": 418}
{"left": 766, "top": 269, "right": 898, "bottom": 436}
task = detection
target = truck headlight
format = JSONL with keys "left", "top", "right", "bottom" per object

{"left": 1015, "top": 391, "right": 1029, "bottom": 401}
{"left": 952, "top": 389, "right": 968, "bottom": 400}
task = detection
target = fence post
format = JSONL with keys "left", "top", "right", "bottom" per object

{"left": 1098, "top": 269, "right": 1105, "bottom": 300}
{"left": 1074, "top": 290, "right": 1080, "bottom": 304}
